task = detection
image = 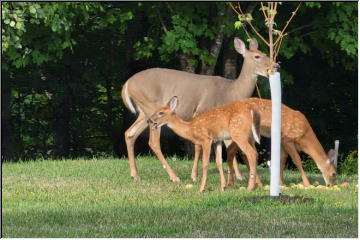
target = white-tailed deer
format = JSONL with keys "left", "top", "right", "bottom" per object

{"left": 121, "top": 38, "right": 278, "bottom": 182}
{"left": 147, "top": 96, "right": 261, "bottom": 192}
{"left": 214, "top": 98, "right": 338, "bottom": 187}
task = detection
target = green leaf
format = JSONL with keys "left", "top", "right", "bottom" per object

{"left": 10, "top": 21, "right": 15, "bottom": 27}
{"left": 15, "top": 21, "right": 24, "bottom": 30}
{"left": 29, "top": 6, "right": 36, "bottom": 14}
{"left": 234, "top": 21, "right": 242, "bottom": 30}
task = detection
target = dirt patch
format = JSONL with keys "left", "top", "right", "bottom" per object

{"left": 242, "top": 195, "right": 313, "bottom": 204}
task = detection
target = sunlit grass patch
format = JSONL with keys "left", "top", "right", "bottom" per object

{"left": 2, "top": 156, "right": 358, "bottom": 238}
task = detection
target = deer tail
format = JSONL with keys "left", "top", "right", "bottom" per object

{"left": 251, "top": 109, "right": 261, "bottom": 144}
{"left": 121, "top": 81, "right": 137, "bottom": 114}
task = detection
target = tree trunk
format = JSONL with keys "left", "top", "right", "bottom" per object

{"left": 204, "top": 7, "right": 228, "bottom": 75}
{"left": 223, "top": 37, "right": 238, "bottom": 79}
{"left": 1, "top": 72, "right": 13, "bottom": 161}
{"left": 119, "top": 10, "right": 149, "bottom": 157}
{"left": 53, "top": 93, "right": 71, "bottom": 158}
{"left": 104, "top": 71, "right": 122, "bottom": 157}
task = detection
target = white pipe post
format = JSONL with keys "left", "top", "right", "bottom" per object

{"left": 269, "top": 71, "right": 282, "bottom": 197}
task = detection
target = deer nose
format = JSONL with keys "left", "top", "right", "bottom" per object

{"left": 275, "top": 62, "right": 280, "bottom": 69}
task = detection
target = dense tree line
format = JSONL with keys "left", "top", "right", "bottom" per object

{"left": 1, "top": 2, "right": 357, "bottom": 164}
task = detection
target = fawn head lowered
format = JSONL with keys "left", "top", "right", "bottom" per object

{"left": 323, "top": 141, "right": 339, "bottom": 186}
{"left": 234, "top": 38, "right": 280, "bottom": 77}
{"left": 147, "top": 96, "right": 179, "bottom": 129}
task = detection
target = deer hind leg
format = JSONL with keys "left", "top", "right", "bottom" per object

{"left": 199, "top": 140, "right": 212, "bottom": 192}
{"left": 232, "top": 137, "right": 258, "bottom": 191}
{"left": 215, "top": 142, "right": 226, "bottom": 191}
{"left": 125, "top": 112, "right": 148, "bottom": 180}
{"left": 283, "top": 141, "right": 311, "bottom": 187}
{"left": 236, "top": 141, "right": 263, "bottom": 187}
{"left": 226, "top": 142, "right": 238, "bottom": 188}
{"left": 280, "top": 146, "right": 289, "bottom": 185}
{"left": 224, "top": 140, "right": 244, "bottom": 181}
{"left": 191, "top": 144, "right": 201, "bottom": 182}
{"left": 148, "top": 127, "right": 180, "bottom": 182}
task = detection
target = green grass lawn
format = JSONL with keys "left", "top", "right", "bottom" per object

{"left": 2, "top": 156, "right": 358, "bottom": 238}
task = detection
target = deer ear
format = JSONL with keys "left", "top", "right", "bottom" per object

{"left": 234, "top": 38, "right": 246, "bottom": 55}
{"left": 327, "top": 149, "right": 338, "bottom": 168}
{"left": 167, "top": 96, "right": 179, "bottom": 112}
{"left": 249, "top": 38, "right": 258, "bottom": 50}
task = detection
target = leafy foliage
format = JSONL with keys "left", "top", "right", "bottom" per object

{"left": 1, "top": 2, "right": 357, "bottom": 162}
{"left": 338, "top": 151, "right": 358, "bottom": 175}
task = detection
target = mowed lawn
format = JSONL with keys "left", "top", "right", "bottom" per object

{"left": 2, "top": 156, "right": 358, "bottom": 238}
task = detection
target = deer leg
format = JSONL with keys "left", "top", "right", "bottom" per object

{"left": 224, "top": 140, "right": 244, "bottom": 180}
{"left": 283, "top": 142, "right": 311, "bottom": 187}
{"left": 280, "top": 147, "right": 289, "bottom": 185}
{"left": 199, "top": 140, "right": 212, "bottom": 192}
{"left": 191, "top": 144, "right": 201, "bottom": 182}
{"left": 215, "top": 142, "right": 226, "bottom": 191}
{"left": 226, "top": 142, "right": 237, "bottom": 188}
{"left": 124, "top": 113, "right": 148, "bottom": 180}
{"left": 232, "top": 138, "right": 258, "bottom": 191}
{"left": 148, "top": 127, "right": 180, "bottom": 182}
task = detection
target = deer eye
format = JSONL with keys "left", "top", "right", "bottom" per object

{"left": 158, "top": 112, "right": 164, "bottom": 116}
{"left": 255, "top": 55, "right": 261, "bottom": 59}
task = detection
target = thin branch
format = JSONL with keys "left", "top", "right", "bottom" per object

{"left": 166, "top": 2, "right": 174, "bottom": 13}
{"left": 238, "top": 3, "right": 270, "bottom": 46}
{"left": 255, "top": 82, "right": 262, "bottom": 98}
{"left": 156, "top": 8, "right": 168, "bottom": 33}
{"left": 274, "top": 34, "right": 283, "bottom": 62}
{"left": 300, "top": 30, "right": 318, "bottom": 38}
{"left": 286, "top": 23, "right": 312, "bottom": 35}
{"left": 260, "top": 2, "right": 268, "bottom": 19}
{"left": 274, "top": 2, "right": 302, "bottom": 47}
{"left": 227, "top": 2, "right": 241, "bottom": 15}
{"left": 228, "top": 2, "right": 252, "bottom": 40}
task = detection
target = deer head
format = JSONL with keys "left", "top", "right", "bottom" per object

{"left": 234, "top": 38, "right": 280, "bottom": 78}
{"left": 322, "top": 140, "right": 339, "bottom": 186}
{"left": 147, "top": 96, "right": 179, "bottom": 129}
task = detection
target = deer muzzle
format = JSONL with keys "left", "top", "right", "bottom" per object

{"left": 147, "top": 118, "right": 158, "bottom": 130}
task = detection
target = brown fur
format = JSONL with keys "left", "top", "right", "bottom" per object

{"left": 148, "top": 97, "right": 261, "bottom": 192}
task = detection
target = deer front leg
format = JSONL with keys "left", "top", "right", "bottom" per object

{"left": 224, "top": 140, "right": 244, "bottom": 180}
{"left": 280, "top": 147, "right": 289, "bottom": 185}
{"left": 226, "top": 142, "right": 237, "bottom": 188}
{"left": 199, "top": 140, "right": 211, "bottom": 192}
{"left": 191, "top": 144, "right": 201, "bottom": 182}
{"left": 283, "top": 141, "right": 311, "bottom": 187}
{"left": 148, "top": 127, "right": 180, "bottom": 182}
{"left": 215, "top": 142, "right": 226, "bottom": 191}
{"left": 124, "top": 113, "right": 148, "bottom": 180}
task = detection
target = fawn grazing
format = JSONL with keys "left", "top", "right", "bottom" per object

{"left": 147, "top": 96, "right": 261, "bottom": 192}
{"left": 223, "top": 98, "right": 338, "bottom": 187}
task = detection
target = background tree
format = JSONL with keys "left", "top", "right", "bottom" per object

{"left": 1, "top": 2, "right": 357, "bottom": 171}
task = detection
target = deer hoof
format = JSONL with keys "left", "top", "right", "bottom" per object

{"left": 171, "top": 177, "right": 180, "bottom": 182}
{"left": 191, "top": 174, "right": 197, "bottom": 182}
{"left": 131, "top": 175, "right": 141, "bottom": 181}
{"left": 236, "top": 175, "right": 244, "bottom": 181}
{"left": 300, "top": 181, "right": 310, "bottom": 187}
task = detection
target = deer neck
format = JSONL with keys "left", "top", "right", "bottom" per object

{"left": 231, "top": 61, "right": 258, "bottom": 99}
{"left": 302, "top": 130, "right": 330, "bottom": 173}
{"left": 167, "top": 115, "right": 192, "bottom": 141}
